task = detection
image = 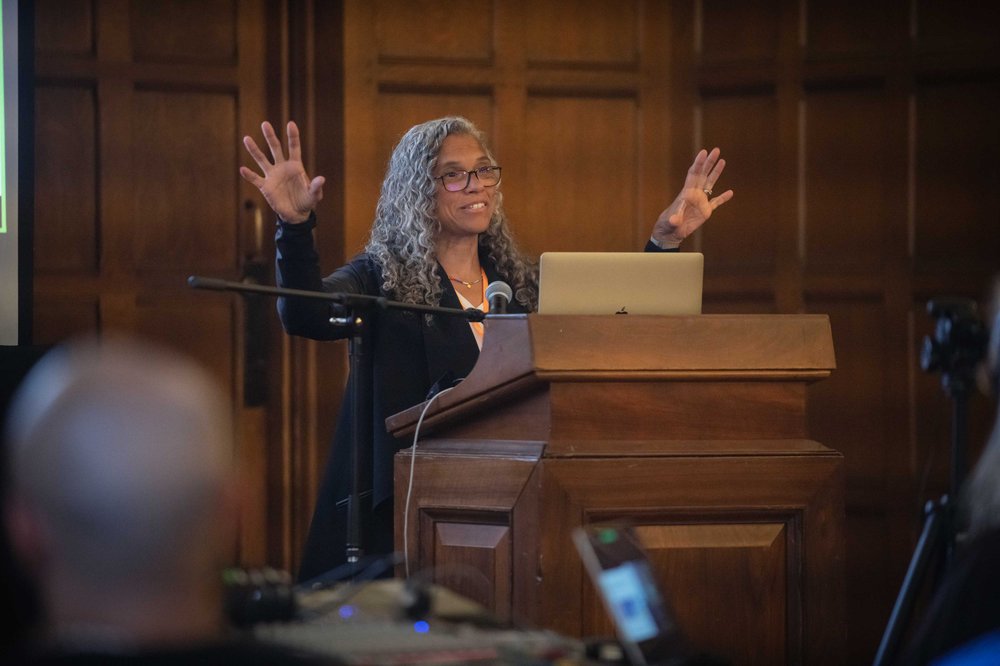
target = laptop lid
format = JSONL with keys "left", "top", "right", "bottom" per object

{"left": 572, "top": 524, "right": 687, "bottom": 666}
{"left": 537, "top": 252, "right": 703, "bottom": 315}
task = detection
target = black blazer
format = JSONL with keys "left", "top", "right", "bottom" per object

{"left": 275, "top": 218, "right": 528, "bottom": 580}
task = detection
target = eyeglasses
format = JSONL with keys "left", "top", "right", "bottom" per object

{"left": 434, "top": 165, "right": 502, "bottom": 192}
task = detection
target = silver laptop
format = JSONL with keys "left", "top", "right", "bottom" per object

{"left": 537, "top": 252, "right": 703, "bottom": 315}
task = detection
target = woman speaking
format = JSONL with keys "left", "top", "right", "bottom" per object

{"left": 240, "top": 116, "right": 732, "bottom": 581}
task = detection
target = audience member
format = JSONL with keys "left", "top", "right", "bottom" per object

{"left": 1, "top": 337, "right": 340, "bottom": 665}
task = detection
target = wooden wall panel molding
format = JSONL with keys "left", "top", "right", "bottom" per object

{"left": 914, "top": 2, "right": 1000, "bottom": 56}
{"left": 669, "top": 3, "right": 1000, "bottom": 659}
{"left": 97, "top": 76, "right": 134, "bottom": 281}
{"left": 343, "top": 1, "right": 381, "bottom": 254}
{"left": 703, "top": 295, "right": 776, "bottom": 314}
{"left": 700, "top": 0, "right": 781, "bottom": 65}
{"left": 32, "top": 299, "right": 100, "bottom": 345}
{"left": 523, "top": 0, "right": 638, "bottom": 68}
{"left": 34, "top": 84, "right": 99, "bottom": 274}
{"left": 374, "top": 0, "right": 493, "bottom": 64}
{"left": 804, "top": 4, "right": 890, "bottom": 60}
{"left": 522, "top": 96, "right": 638, "bottom": 252}
{"left": 130, "top": 89, "right": 239, "bottom": 272}
{"left": 699, "top": 93, "right": 779, "bottom": 273}
{"left": 134, "top": 295, "right": 236, "bottom": 390}
{"left": 844, "top": 508, "right": 898, "bottom": 652}
{"left": 345, "top": 0, "right": 670, "bottom": 257}
{"left": 375, "top": 91, "right": 495, "bottom": 184}
{"left": 35, "top": 0, "right": 96, "bottom": 57}
{"left": 33, "top": 0, "right": 271, "bottom": 567}
{"left": 913, "top": 81, "right": 1000, "bottom": 273}
{"left": 129, "top": 0, "right": 237, "bottom": 65}
{"left": 271, "top": 1, "right": 348, "bottom": 573}
{"left": 803, "top": 88, "right": 886, "bottom": 273}
{"left": 805, "top": 300, "right": 888, "bottom": 492}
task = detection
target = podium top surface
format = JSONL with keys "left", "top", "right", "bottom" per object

{"left": 386, "top": 314, "right": 835, "bottom": 437}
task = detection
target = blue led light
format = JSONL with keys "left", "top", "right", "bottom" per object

{"left": 338, "top": 605, "right": 355, "bottom": 619}
{"left": 413, "top": 620, "right": 430, "bottom": 633}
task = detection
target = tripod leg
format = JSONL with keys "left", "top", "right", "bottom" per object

{"left": 873, "top": 498, "right": 948, "bottom": 666}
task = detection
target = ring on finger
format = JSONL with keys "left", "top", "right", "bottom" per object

{"left": 703, "top": 186, "right": 713, "bottom": 196}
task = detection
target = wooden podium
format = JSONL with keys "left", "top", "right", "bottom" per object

{"left": 388, "top": 315, "right": 844, "bottom": 665}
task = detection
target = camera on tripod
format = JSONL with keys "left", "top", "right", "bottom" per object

{"left": 875, "top": 296, "right": 992, "bottom": 666}
{"left": 921, "top": 298, "right": 989, "bottom": 397}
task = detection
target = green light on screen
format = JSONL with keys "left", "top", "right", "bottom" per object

{"left": 598, "top": 528, "right": 619, "bottom": 544}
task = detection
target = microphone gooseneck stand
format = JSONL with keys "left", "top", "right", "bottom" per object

{"left": 188, "top": 275, "right": 486, "bottom": 579}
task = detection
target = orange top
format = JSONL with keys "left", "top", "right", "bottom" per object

{"left": 453, "top": 269, "right": 488, "bottom": 350}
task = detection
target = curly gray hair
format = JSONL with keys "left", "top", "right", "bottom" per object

{"left": 365, "top": 117, "right": 537, "bottom": 310}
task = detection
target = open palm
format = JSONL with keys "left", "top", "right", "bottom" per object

{"left": 651, "top": 147, "right": 733, "bottom": 248}
{"left": 240, "top": 120, "right": 325, "bottom": 224}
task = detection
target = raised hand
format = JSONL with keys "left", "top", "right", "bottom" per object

{"left": 240, "top": 121, "right": 325, "bottom": 224}
{"left": 651, "top": 147, "right": 734, "bottom": 248}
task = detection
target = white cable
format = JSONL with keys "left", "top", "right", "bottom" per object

{"left": 403, "top": 385, "right": 455, "bottom": 579}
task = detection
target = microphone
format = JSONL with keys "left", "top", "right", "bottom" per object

{"left": 485, "top": 281, "right": 512, "bottom": 314}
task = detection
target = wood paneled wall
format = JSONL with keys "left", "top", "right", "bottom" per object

{"left": 31, "top": 0, "right": 275, "bottom": 564}
{"left": 342, "top": 0, "right": 673, "bottom": 257}
{"left": 664, "top": 1, "right": 1000, "bottom": 661}
{"left": 29, "top": 1, "right": 999, "bottom": 662}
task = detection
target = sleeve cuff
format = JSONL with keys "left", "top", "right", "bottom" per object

{"left": 277, "top": 211, "right": 317, "bottom": 233}
{"left": 645, "top": 237, "right": 680, "bottom": 253}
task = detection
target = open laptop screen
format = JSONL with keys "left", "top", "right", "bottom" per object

{"left": 537, "top": 252, "right": 703, "bottom": 315}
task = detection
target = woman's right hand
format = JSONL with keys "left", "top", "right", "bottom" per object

{"left": 240, "top": 120, "right": 325, "bottom": 224}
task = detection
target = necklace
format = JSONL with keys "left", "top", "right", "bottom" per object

{"left": 449, "top": 275, "right": 483, "bottom": 288}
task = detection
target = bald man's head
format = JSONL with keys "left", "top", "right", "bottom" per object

{"left": 4, "top": 337, "right": 235, "bottom": 586}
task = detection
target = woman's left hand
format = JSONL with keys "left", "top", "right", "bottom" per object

{"left": 651, "top": 147, "right": 734, "bottom": 249}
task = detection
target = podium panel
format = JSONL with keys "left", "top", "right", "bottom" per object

{"left": 391, "top": 315, "right": 845, "bottom": 665}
